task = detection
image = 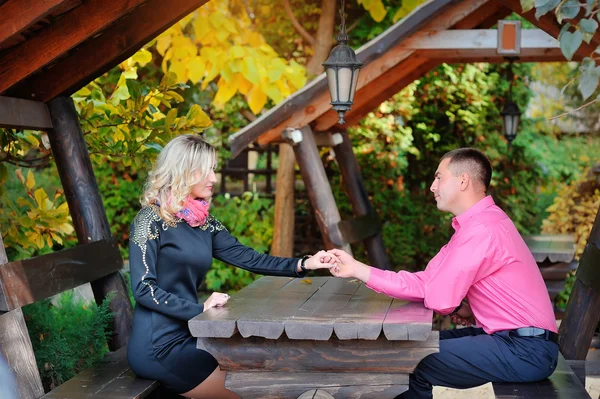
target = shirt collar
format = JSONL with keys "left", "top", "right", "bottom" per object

{"left": 452, "top": 195, "right": 495, "bottom": 231}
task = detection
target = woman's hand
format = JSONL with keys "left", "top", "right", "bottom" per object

{"left": 202, "top": 292, "right": 230, "bottom": 312}
{"left": 301, "top": 250, "right": 339, "bottom": 271}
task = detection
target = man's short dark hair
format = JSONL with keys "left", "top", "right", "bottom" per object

{"left": 440, "top": 148, "right": 492, "bottom": 191}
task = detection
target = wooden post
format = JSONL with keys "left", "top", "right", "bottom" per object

{"left": 0, "top": 235, "right": 45, "bottom": 399}
{"left": 271, "top": 143, "right": 296, "bottom": 257}
{"left": 559, "top": 206, "right": 600, "bottom": 360}
{"left": 288, "top": 126, "right": 351, "bottom": 253}
{"left": 47, "top": 97, "right": 132, "bottom": 351}
{"left": 333, "top": 131, "right": 391, "bottom": 270}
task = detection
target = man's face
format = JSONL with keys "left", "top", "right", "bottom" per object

{"left": 430, "top": 158, "right": 461, "bottom": 214}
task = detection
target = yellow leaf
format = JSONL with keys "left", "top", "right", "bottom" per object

{"left": 368, "top": 0, "right": 387, "bottom": 22}
{"left": 26, "top": 170, "right": 36, "bottom": 190}
{"left": 193, "top": 17, "right": 210, "bottom": 40}
{"left": 188, "top": 56, "right": 206, "bottom": 83}
{"left": 165, "top": 108, "right": 178, "bottom": 127}
{"left": 168, "top": 60, "right": 188, "bottom": 83}
{"left": 242, "top": 57, "right": 260, "bottom": 85}
{"left": 229, "top": 45, "right": 245, "bottom": 59}
{"left": 213, "top": 78, "right": 238, "bottom": 107}
{"left": 246, "top": 86, "right": 267, "bottom": 114}
{"left": 237, "top": 75, "right": 253, "bottom": 95}
{"left": 186, "top": 104, "right": 213, "bottom": 129}
{"left": 34, "top": 188, "right": 48, "bottom": 210}
{"left": 131, "top": 48, "right": 153, "bottom": 67}
{"left": 166, "top": 90, "right": 185, "bottom": 103}
{"left": 156, "top": 34, "right": 172, "bottom": 56}
{"left": 113, "top": 129, "right": 125, "bottom": 142}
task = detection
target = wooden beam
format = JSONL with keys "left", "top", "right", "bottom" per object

{"left": 500, "top": 0, "right": 600, "bottom": 58}
{"left": 454, "top": 0, "right": 509, "bottom": 29}
{"left": 0, "top": 233, "right": 44, "bottom": 399}
{"left": 47, "top": 97, "right": 132, "bottom": 351}
{"left": 334, "top": 131, "right": 390, "bottom": 270}
{"left": 6, "top": 0, "right": 210, "bottom": 102}
{"left": 291, "top": 126, "right": 351, "bottom": 252}
{"left": 249, "top": 0, "right": 497, "bottom": 149}
{"left": 0, "top": 96, "right": 52, "bottom": 129}
{"left": 271, "top": 143, "right": 295, "bottom": 258}
{"left": 0, "top": 239, "right": 122, "bottom": 311}
{"left": 0, "top": 0, "right": 80, "bottom": 50}
{"left": 0, "top": 0, "right": 149, "bottom": 96}
{"left": 400, "top": 29, "right": 558, "bottom": 51}
{"left": 559, "top": 206, "right": 600, "bottom": 360}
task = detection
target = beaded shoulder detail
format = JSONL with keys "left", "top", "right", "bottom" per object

{"left": 131, "top": 206, "right": 176, "bottom": 305}
{"left": 199, "top": 214, "right": 227, "bottom": 233}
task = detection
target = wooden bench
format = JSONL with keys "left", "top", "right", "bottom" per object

{"left": 0, "top": 239, "right": 161, "bottom": 399}
{"left": 492, "top": 353, "right": 591, "bottom": 398}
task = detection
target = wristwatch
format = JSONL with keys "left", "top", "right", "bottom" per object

{"left": 300, "top": 255, "right": 310, "bottom": 273}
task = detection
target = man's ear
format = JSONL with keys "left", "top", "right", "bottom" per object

{"left": 459, "top": 172, "right": 470, "bottom": 191}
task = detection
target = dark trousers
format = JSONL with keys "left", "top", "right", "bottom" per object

{"left": 398, "top": 327, "right": 559, "bottom": 399}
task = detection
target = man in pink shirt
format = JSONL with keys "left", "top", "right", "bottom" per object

{"left": 327, "top": 148, "right": 558, "bottom": 399}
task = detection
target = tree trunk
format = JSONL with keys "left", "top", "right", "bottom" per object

{"left": 306, "top": 0, "right": 336, "bottom": 77}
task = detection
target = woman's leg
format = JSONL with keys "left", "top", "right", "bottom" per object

{"left": 180, "top": 367, "right": 239, "bottom": 399}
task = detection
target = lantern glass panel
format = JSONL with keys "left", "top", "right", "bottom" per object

{"left": 349, "top": 69, "right": 360, "bottom": 102}
{"left": 338, "top": 67, "right": 353, "bottom": 102}
{"left": 326, "top": 68, "right": 338, "bottom": 102}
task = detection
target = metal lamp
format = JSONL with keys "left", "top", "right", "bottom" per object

{"left": 500, "top": 59, "right": 521, "bottom": 144}
{"left": 323, "top": 0, "right": 362, "bottom": 125}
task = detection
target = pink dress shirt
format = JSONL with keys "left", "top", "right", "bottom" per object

{"left": 367, "top": 196, "right": 557, "bottom": 334}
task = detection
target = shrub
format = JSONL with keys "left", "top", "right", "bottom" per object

{"left": 22, "top": 291, "right": 113, "bottom": 392}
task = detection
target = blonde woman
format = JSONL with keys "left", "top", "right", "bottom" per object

{"left": 127, "top": 134, "right": 334, "bottom": 399}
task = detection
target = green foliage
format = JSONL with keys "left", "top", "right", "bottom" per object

{"left": 527, "top": 0, "right": 600, "bottom": 101}
{"left": 22, "top": 292, "right": 113, "bottom": 392}
{"left": 205, "top": 192, "right": 275, "bottom": 292}
{"left": 0, "top": 166, "right": 74, "bottom": 260}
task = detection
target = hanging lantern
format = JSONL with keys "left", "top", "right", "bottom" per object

{"left": 323, "top": 0, "right": 362, "bottom": 125}
{"left": 500, "top": 59, "right": 521, "bottom": 144}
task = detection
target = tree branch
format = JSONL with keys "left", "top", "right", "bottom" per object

{"left": 282, "top": 0, "right": 316, "bottom": 45}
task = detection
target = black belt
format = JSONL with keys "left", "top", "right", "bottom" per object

{"left": 510, "top": 327, "right": 559, "bottom": 344}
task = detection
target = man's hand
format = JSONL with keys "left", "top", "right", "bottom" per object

{"left": 451, "top": 302, "right": 475, "bottom": 327}
{"left": 324, "top": 249, "right": 371, "bottom": 282}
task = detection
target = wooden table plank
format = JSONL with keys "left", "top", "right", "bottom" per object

{"left": 333, "top": 284, "right": 393, "bottom": 340}
{"left": 285, "top": 279, "right": 360, "bottom": 340}
{"left": 198, "top": 332, "right": 439, "bottom": 373}
{"left": 237, "top": 287, "right": 323, "bottom": 339}
{"left": 188, "top": 277, "right": 293, "bottom": 338}
{"left": 383, "top": 300, "right": 433, "bottom": 341}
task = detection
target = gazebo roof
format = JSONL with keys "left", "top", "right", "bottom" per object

{"left": 228, "top": 0, "right": 593, "bottom": 158}
{"left": 0, "top": 0, "right": 209, "bottom": 102}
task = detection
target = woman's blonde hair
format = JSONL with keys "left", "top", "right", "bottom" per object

{"left": 141, "top": 134, "right": 216, "bottom": 223}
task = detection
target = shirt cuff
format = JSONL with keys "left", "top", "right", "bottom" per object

{"left": 365, "top": 266, "right": 387, "bottom": 294}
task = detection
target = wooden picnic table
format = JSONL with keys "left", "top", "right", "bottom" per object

{"left": 189, "top": 276, "right": 438, "bottom": 399}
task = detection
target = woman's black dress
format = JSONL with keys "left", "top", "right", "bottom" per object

{"left": 127, "top": 206, "right": 301, "bottom": 393}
